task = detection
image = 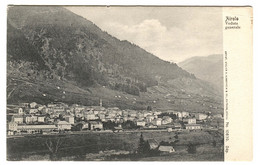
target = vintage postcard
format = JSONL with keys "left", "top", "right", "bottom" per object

{"left": 6, "top": 6, "right": 253, "bottom": 161}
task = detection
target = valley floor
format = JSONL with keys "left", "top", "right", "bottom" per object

{"left": 7, "top": 129, "right": 224, "bottom": 161}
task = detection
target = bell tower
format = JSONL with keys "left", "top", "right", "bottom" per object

{"left": 99, "top": 99, "right": 102, "bottom": 107}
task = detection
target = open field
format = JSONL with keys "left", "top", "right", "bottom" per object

{"left": 7, "top": 129, "right": 223, "bottom": 161}
{"left": 139, "top": 150, "right": 223, "bottom": 161}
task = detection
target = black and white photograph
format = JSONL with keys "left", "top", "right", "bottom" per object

{"left": 6, "top": 6, "right": 226, "bottom": 161}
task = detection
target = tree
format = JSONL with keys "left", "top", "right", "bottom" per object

{"left": 103, "top": 121, "right": 117, "bottom": 130}
{"left": 217, "top": 120, "right": 220, "bottom": 128}
{"left": 172, "top": 114, "right": 177, "bottom": 120}
{"left": 137, "top": 133, "right": 145, "bottom": 155}
{"left": 74, "top": 148, "right": 86, "bottom": 161}
{"left": 58, "top": 114, "right": 63, "bottom": 120}
{"left": 126, "top": 78, "right": 131, "bottom": 84}
{"left": 212, "top": 140, "right": 217, "bottom": 147}
{"left": 137, "top": 134, "right": 150, "bottom": 156}
{"left": 72, "top": 123, "right": 83, "bottom": 131}
{"left": 147, "top": 106, "right": 152, "bottom": 111}
{"left": 174, "top": 134, "right": 178, "bottom": 139}
{"left": 187, "top": 143, "right": 197, "bottom": 154}
{"left": 45, "top": 138, "right": 63, "bottom": 160}
{"left": 143, "top": 140, "right": 151, "bottom": 155}
{"left": 122, "top": 120, "right": 137, "bottom": 129}
{"left": 221, "top": 138, "right": 224, "bottom": 145}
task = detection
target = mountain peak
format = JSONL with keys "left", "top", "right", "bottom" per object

{"left": 178, "top": 54, "right": 223, "bottom": 91}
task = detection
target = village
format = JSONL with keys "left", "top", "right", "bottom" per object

{"left": 7, "top": 99, "right": 224, "bottom": 136}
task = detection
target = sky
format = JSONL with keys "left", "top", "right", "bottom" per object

{"left": 66, "top": 7, "right": 223, "bottom": 63}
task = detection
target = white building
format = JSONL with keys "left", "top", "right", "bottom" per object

{"left": 185, "top": 124, "right": 202, "bottom": 130}
{"left": 183, "top": 118, "right": 196, "bottom": 124}
{"left": 47, "top": 103, "right": 56, "bottom": 108}
{"left": 152, "top": 118, "right": 162, "bottom": 126}
{"left": 38, "top": 105, "right": 46, "bottom": 111}
{"left": 81, "top": 122, "right": 89, "bottom": 130}
{"left": 98, "top": 113, "right": 106, "bottom": 120}
{"left": 30, "top": 102, "right": 37, "bottom": 108}
{"left": 195, "top": 113, "right": 208, "bottom": 120}
{"left": 85, "top": 113, "right": 96, "bottom": 120}
{"left": 146, "top": 115, "right": 155, "bottom": 123}
{"left": 136, "top": 120, "right": 146, "bottom": 127}
{"left": 13, "top": 115, "right": 23, "bottom": 124}
{"left": 162, "top": 116, "right": 173, "bottom": 125}
{"left": 37, "top": 116, "right": 45, "bottom": 123}
{"left": 29, "top": 109, "right": 38, "bottom": 114}
{"left": 177, "top": 111, "right": 189, "bottom": 118}
{"left": 8, "top": 122, "right": 18, "bottom": 131}
{"left": 18, "top": 124, "right": 57, "bottom": 133}
{"left": 25, "top": 115, "right": 38, "bottom": 124}
{"left": 8, "top": 123, "right": 57, "bottom": 134}
{"left": 56, "top": 121, "right": 71, "bottom": 130}
{"left": 65, "top": 116, "right": 74, "bottom": 124}
{"left": 158, "top": 146, "right": 175, "bottom": 153}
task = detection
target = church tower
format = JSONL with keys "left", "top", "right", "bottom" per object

{"left": 100, "top": 99, "right": 102, "bottom": 107}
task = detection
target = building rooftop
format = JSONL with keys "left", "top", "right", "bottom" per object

{"left": 13, "top": 115, "right": 23, "bottom": 118}
{"left": 185, "top": 124, "right": 201, "bottom": 126}
{"left": 158, "top": 145, "right": 175, "bottom": 152}
{"left": 57, "top": 121, "right": 70, "bottom": 125}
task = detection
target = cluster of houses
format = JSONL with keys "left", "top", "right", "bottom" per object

{"left": 147, "top": 139, "right": 175, "bottom": 154}
{"left": 7, "top": 101, "right": 223, "bottom": 135}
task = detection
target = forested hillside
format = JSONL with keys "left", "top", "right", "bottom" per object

{"left": 7, "top": 6, "right": 223, "bottom": 112}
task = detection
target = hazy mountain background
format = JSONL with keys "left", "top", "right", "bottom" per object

{"left": 178, "top": 54, "right": 223, "bottom": 91}
{"left": 7, "top": 6, "right": 223, "bottom": 113}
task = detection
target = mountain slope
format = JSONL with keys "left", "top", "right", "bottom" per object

{"left": 7, "top": 6, "right": 223, "bottom": 113}
{"left": 179, "top": 54, "right": 223, "bottom": 91}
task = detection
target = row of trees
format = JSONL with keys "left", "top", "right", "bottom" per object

{"left": 103, "top": 120, "right": 139, "bottom": 130}
{"left": 71, "top": 120, "right": 140, "bottom": 131}
{"left": 111, "top": 83, "right": 140, "bottom": 96}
